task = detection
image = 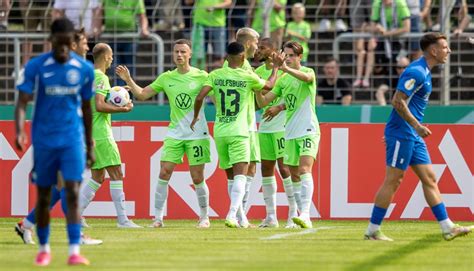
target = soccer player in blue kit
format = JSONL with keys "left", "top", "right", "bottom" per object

{"left": 365, "top": 33, "right": 472, "bottom": 241}
{"left": 15, "top": 18, "right": 95, "bottom": 266}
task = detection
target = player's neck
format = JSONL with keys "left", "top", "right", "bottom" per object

{"left": 176, "top": 64, "right": 190, "bottom": 74}
{"left": 423, "top": 55, "right": 437, "bottom": 70}
{"left": 94, "top": 63, "right": 107, "bottom": 73}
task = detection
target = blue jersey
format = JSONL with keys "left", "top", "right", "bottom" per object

{"left": 16, "top": 51, "right": 94, "bottom": 149}
{"left": 385, "top": 57, "right": 432, "bottom": 141}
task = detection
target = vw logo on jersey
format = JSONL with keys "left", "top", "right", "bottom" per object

{"left": 286, "top": 94, "right": 297, "bottom": 111}
{"left": 66, "top": 69, "right": 80, "bottom": 85}
{"left": 175, "top": 93, "right": 192, "bottom": 109}
{"left": 189, "top": 81, "right": 197, "bottom": 89}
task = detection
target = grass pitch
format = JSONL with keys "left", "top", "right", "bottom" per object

{"left": 0, "top": 218, "right": 472, "bottom": 271}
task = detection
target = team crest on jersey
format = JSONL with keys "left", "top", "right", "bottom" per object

{"left": 189, "top": 82, "right": 197, "bottom": 89}
{"left": 286, "top": 94, "right": 297, "bottom": 111}
{"left": 175, "top": 93, "right": 192, "bottom": 109}
{"left": 404, "top": 78, "right": 416, "bottom": 90}
{"left": 66, "top": 69, "right": 80, "bottom": 85}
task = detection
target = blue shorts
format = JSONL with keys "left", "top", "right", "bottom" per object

{"left": 32, "top": 144, "right": 85, "bottom": 187}
{"left": 385, "top": 136, "right": 431, "bottom": 170}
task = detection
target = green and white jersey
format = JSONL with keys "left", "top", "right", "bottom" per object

{"left": 255, "top": 64, "right": 285, "bottom": 133}
{"left": 271, "top": 66, "right": 320, "bottom": 140}
{"left": 223, "top": 59, "right": 258, "bottom": 131}
{"left": 92, "top": 69, "right": 113, "bottom": 140}
{"left": 205, "top": 67, "right": 266, "bottom": 138}
{"left": 150, "top": 67, "right": 209, "bottom": 140}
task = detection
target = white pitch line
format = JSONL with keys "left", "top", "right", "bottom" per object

{"left": 260, "top": 226, "right": 336, "bottom": 240}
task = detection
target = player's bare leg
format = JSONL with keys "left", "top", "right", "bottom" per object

{"left": 412, "top": 164, "right": 472, "bottom": 240}
{"left": 190, "top": 164, "right": 210, "bottom": 228}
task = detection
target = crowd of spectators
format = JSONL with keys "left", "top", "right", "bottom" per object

{"left": 0, "top": 0, "right": 472, "bottom": 105}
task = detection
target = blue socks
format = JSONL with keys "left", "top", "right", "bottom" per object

{"left": 60, "top": 188, "right": 68, "bottom": 216}
{"left": 431, "top": 202, "right": 448, "bottom": 221}
{"left": 66, "top": 223, "right": 81, "bottom": 245}
{"left": 370, "top": 205, "right": 388, "bottom": 225}
{"left": 36, "top": 225, "right": 50, "bottom": 245}
{"left": 25, "top": 187, "right": 61, "bottom": 224}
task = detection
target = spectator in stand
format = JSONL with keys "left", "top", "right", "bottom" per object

{"left": 318, "top": 0, "right": 348, "bottom": 32}
{"left": 103, "top": 0, "right": 149, "bottom": 85}
{"left": 190, "top": 0, "right": 232, "bottom": 70}
{"left": 317, "top": 58, "right": 352, "bottom": 105}
{"left": 406, "top": 0, "right": 425, "bottom": 59}
{"left": 52, "top": 0, "right": 102, "bottom": 61}
{"left": 432, "top": 0, "right": 471, "bottom": 36}
{"left": 0, "top": 0, "right": 11, "bottom": 31}
{"left": 153, "top": 0, "right": 185, "bottom": 31}
{"left": 249, "top": 0, "right": 287, "bottom": 49}
{"left": 351, "top": 0, "right": 376, "bottom": 88}
{"left": 375, "top": 56, "right": 409, "bottom": 105}
{"left": 420, "top": 0, "right": 432, "bottom": 31}
{"left": 19, "top": 0, "right": 51, "bottom": 66}
{"left": 285, "top": 3, "right": 311, "bottom": 65}
{"left": 365, "top": 0, "right": 411, "bottom": 87}
{"left": 228, "top": 0, "right": 248, "bottom": 41}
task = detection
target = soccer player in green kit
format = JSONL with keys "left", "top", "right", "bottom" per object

{"left": 116, "top": 39, "right": 212, "bottom": 228}
{"left": 255, "top": 41, "right": 320, "bottom": 229}
{"left": 191, "top": 42, "right": 281, "bottom": 228}
{"left": 78, "top": 43, "right": 141, "bottom": 228}
{"left": 254, "top": 38, "right": 298, "bottom": 228}
{"left": 223, "top": 27, "right": 262, "bottom": 226}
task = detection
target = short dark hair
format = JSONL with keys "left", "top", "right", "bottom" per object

{"left": 174, "top": 39, "right": 192, "bottom": 49}
{"left": 74, "top": 28, "right": 86, "bottom": 44}
{"left": 259, "top": 37, "right": 274, "bottom": 49}
{"left": 50, "top": 18, "right": 75, "bottom": 35}
{"left": 420, "top": 32, "right": 447, "bottom": 52}
{"left": 226, "top": 42, "right": 245, "bottom": 55}
{"left": 325, "top": 57, "right": 339, "bottom": 65}
{"left": 282, "top": 41, "right": 303, "bottom": 56}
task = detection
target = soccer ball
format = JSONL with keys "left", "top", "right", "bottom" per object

{"left": 107, "top": 86, "right": 130, "bottom": 107}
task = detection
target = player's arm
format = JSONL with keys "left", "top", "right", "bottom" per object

{"left": 281, "top": 64, "right": 314, "bottom": 83}
{"left": 191, "top": 85, "right": 212, "bottom": 131}
{"left": 392, "top": 91, "right": 431, "bottom": 137}
{"left": 255, "top": 90, "right": 277, "bottom": 109}
{"left": 262, "top": 66, "right": 280, "bottom": 90}
{"left": 14, "top": 92, "right": 32, "bottom": 151}
{"left": 263, "top": 103, "right": 285, "bottom": 122}
{"left": 95, "top": 93, "right": 133, "bottom": 113}
{"left": 211, "top": 0, "right": 232, "bottom": 9}
{"left": 383, "top": 18, "right": 410, "bottom": 37}
{"left": 115, "top": 65, "right": 156, "bottom": 100}
{"left": 81, "top": 99, "right": 95, "bottom": 167}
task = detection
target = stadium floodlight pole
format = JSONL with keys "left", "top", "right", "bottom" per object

{"left": 440, "top": 0, "right": 455, "bottom": 105}
{"left": 262, "top": 0, "right": 274, "bottom": 38}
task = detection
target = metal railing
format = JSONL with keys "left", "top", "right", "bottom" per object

{"left": 0, "top": 32, "right": 165, "bottom": 104}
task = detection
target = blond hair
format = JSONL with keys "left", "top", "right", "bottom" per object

{"left": 236, "top": 27, "right": 260, "bottom": 44}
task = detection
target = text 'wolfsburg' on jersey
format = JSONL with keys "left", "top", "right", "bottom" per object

{"left": 271, "top": 66, "right": 320, "bottom": 140}
{"left": 205, "top": 66, "right": 266, "bottom": 138}
{"left": 92, "top": 69, "right": 113, "bottom": 141}
{"left": 150, "top": 67, "right": 209, "bottom": 140}
{"left": 255, "top": 64, "right": 285, "bottom": 133}
{"left": 385, "top": 57, "right": 432, "bottom": 141}
{"left": 223, "top": 59, "right": 258, "bottom": 131}
{"left": 16, "top": 51, "right": 94, "bottom": 149}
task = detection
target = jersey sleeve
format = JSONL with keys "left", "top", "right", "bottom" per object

{"left": 396, "top": 68, "right": 424, "bottom": 97}
{"left": 81, "top": 66, "right": 94, "bottom": 101}
{"left": 16, "top": 60, "right": 37, "bottom": 94}
{"left": 94, "top": 73, "right": 109, "bottom": 97}
{"left": 248, "top": 72, "right": 266, "bottom": 92}
{"left": 370, "top": 0, "right": 381, "bottom": 22}
{"left": 303, "top": 22, "right": 311, "bottom": 39}
{"left": 397, "top": 0, "right": 411, "bottom": 21}
{"left": 149, "top": 73, "right": 166, "bottom": 93}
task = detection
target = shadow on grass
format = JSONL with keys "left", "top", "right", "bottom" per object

{"left": 346, "top": 234, "right": 442, "bottom": 271}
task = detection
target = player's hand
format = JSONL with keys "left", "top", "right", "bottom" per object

{"left": 86, "top": 149, "right": 96, "bottom": 168}
{"left": 15, "top": 131, "right": 28, "bottom": 151}
{"left": 415, "top": 125, "right": 432, "bottom": 138}
{"left": 123, "top": 101, "right": 134, "bottom": 112}
{"left": 115, "top": 65, "right": 130, "bottom": 81}
{"left": 272, "top": 51, "right": 285, "bottom": 67}
{"left": 190, "top": 117, "right": 199, "bottom": 131}
{"left": 263, "top": 105, "right": 283, "bottom": 122}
